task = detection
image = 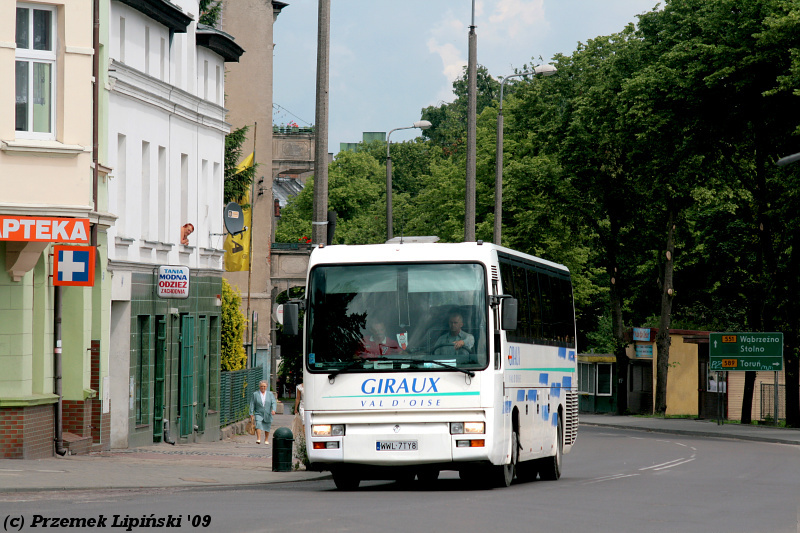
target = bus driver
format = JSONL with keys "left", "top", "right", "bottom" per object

{"left": 432, "top": 310, "right": 474, "bottom": 356}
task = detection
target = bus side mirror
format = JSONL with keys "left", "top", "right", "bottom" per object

{"left": 501, "top": 298, "right": 518, "bottom": 330}
{"left": 283, "top": 303, "right": 299, "bottom": 335}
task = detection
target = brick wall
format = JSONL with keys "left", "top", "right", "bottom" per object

{"left": 0, "top": 404, "right": 55, "bottom": 459}
{"left": 63, "top": 400, "right": 92, "bottom": 437}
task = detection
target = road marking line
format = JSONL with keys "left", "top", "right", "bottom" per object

{"left": 584, "top": 473, "right": 640, "bottom": 485}
{"left": 653, "top": 457, "right": 696, "bottom": 470}
{"left": 640, "top": 458, "right": 686, "bottom": 470}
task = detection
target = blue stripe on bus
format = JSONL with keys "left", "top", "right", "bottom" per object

{"left": 528, "top": 390, "right": 537, "bottom": 402}
{"left": 503, "top": 400, "right": 512, "bottom": 414}
{"left": 517, "top": 390, "right": 525, "bottom": 402}
{"left": 550, "top": 383, "right": 561, "bottom": 398}
{"left": 562, "top": 376, "right": 572, "bottom": 389}
{"left": 552, "top": 412, "right": 559, "bottom": 426}
{"left": 541, "top": 404, "right": 549, "bottom": 421}
{"left": 558, "top": 347, "right": 567, "bottom": 359}
{"left": 539, "top": 373, "right": 549, "bottom": 385}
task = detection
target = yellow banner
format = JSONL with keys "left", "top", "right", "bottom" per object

{"left": 236, "top": 152, "right": 254, "bottom": 174}
{"left": 224, "top": 204, "right": 251, "bottom": 272}
{"left": 224, "top": 153, "right": 255, "bottom": 272}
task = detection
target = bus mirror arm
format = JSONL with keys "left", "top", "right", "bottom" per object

{"left": 490, "top": 294, "right": 517, "bottom": 330}
{"left": 490, "top": 294, "right": 513, "bottom": 307}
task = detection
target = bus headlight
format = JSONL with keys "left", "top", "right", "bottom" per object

{"left": 450, "top": 422, "right": 485, "bottom": 434}
{"left": 312, "top": 424, "right": 345, "bottom": 437}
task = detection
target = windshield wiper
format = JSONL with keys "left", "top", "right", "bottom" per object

{"left": 421, "top": 359, "right": 475, "bottom": 378}
{"left": 327, "top": 357, "right": 385, "bottom": 380}
{"left": 327, "top": 357, "right": 475, "bottom": 379}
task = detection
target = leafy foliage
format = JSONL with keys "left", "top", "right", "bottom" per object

{"left": 274, "top": 0, "right": 800, "bottom": 423}
{"left": 224, "top": 125, "right": 257, "bottom": 205}
{"left": 221, "top": 278, "right": 247, "bottom": 371}
{"left": 199, "top": 0, "right": 221, "bottom": 27}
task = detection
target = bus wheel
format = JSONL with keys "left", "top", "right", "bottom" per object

{"left": 539, "top": 414, "right": 562, "bottom": 481}
{"left": 332, "top": 469, "right": 360, "bottom": 490}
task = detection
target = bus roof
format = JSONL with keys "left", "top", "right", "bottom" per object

{"left": 307, "top": 242, "right": 570, "bottom": 273}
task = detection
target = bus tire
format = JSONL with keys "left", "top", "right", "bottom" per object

{"left": 490, "top": 430, "right": 518, "bottom": 488}
{"left": 332, "top": 469, "right": 360, "bottom": 490}
{"left": 539, "top": 414, "right": 562, "bottom": 481}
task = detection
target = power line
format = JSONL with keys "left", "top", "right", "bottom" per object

{"left": 272, "top": 103, "right": 312, "bottom": 126}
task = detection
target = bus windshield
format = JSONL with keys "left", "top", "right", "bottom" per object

{"left": 306, "top": 263, "right": 488, "bottom": 373}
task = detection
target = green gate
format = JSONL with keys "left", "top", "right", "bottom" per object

{"left": 220, "top": 367, "right": 263, "bottom": 427}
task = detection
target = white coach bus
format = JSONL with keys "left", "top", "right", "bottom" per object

{"left": 282, "top": 241, "right": 578, "bottom": 489}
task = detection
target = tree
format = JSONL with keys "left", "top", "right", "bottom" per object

{"left": 224, "top": 125, "right": 257, "bottom": 205}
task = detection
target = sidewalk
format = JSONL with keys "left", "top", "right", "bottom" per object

{"left": 580, "top": 413, "right": 800, "bottom": 446}
{"left": 2, "top": 413, "right": 799, "bottom": 493}
{"left": 0, "top": 413, "right": 328, "bottom": 493}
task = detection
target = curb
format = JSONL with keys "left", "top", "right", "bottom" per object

{"left": 580, "top": 421, "right": 800, "bottom": 447}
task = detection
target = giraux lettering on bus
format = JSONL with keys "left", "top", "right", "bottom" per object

{"left": 361, "top": 377, "right": 440, "bottom": 395}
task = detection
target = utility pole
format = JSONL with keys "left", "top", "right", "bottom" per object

{"left": 464, "top": 0, "right": 477, "bottom": 242}
{"left": 312, "top": 0, "right": 330, "bottom": 245}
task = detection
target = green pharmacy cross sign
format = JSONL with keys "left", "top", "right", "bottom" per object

{"left": 709, "top": 332, "right": 783, "bottom": 371}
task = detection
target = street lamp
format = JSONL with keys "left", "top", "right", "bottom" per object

{"left": 494, "top": 64, "right": 557, "bottom": 245}
{"left": 776, "top": 152, "right": 800, "bottom": 167}
{"left": 386, "top": 120, "right": 432, "bottom": 240}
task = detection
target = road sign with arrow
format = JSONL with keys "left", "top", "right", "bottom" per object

{"left": 709, "top": 332, "right": 783, "bottom": 371}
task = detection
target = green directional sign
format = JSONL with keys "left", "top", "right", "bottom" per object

{"left": 709, "top": 332, "right": 783, "bottom": 371}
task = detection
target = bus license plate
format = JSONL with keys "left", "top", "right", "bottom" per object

{"left": 376, "top": 440, "right": 418, "bottom": 451}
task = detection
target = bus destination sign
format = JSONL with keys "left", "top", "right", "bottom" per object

{"left": 709, "top": 332, "right": 783, "bottom": 371}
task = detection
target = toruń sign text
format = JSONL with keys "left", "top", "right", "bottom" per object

{"left": 0, "top": 216, "right": 90, "bottom": 243}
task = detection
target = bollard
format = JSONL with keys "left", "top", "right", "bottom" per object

{"left": 272, "top": 427, "right": 294, "bottom": 472}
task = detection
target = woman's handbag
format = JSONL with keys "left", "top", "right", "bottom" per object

{"left": 246, "top": 418, "right": 255, "bottom": 435}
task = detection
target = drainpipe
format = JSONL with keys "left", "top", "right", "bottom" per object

{"left": 92, "top": 0, "right": 99, "bottom": 245}
{"left": 54, "top": 286, "right": 67, "bottom": 456}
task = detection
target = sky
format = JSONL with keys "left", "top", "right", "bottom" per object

{"left": 272, "top": 0, "right": 662, "bottom": 154}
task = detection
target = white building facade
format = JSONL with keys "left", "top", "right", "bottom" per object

{"left": 105, "top": 0, "right": 242, "bottom": 448}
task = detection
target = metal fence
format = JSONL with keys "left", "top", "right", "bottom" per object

{"left": 760, "top": 383, "right": 785, "bottom": 421}
{"left": 220, "top": 367, "right": 263, "bottom": 427}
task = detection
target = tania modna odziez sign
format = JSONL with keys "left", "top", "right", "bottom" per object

{"left": 157, "top": 266, "right": 190, "bottom": 299}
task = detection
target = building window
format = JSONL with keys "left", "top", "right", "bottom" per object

{"left": 578, "top": 362, "right": 595, "bottom": 394}
{"left": 15, "top": 3, "right": 56, "bottom": 139}
{"left": 596, "top": 363, "right": 613, "bottom": 396}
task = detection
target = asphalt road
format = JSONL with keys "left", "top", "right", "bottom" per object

{"left": 2, "top": 426, "right": 799, "bottom": 533}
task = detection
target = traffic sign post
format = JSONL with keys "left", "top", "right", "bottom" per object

{"left": 709, "top": 332, "right": 783, "bottom": 372}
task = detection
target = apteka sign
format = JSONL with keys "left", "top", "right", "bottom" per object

{"left": 0, "top": 216, "right": 90, "bottom": 243}
{"left": 157, "top": 266, "right": 190, "bottom": 299}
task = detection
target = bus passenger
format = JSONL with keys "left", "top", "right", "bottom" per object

{"left": 358, "top": 320, "right": 400, "bottom": 357}
{"left": 432, "top": 311, "right": 474, "bottom": 356}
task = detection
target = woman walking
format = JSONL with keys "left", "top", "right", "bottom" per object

{"left": 249, "top": 380, "right": 277, "bottom": 444}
